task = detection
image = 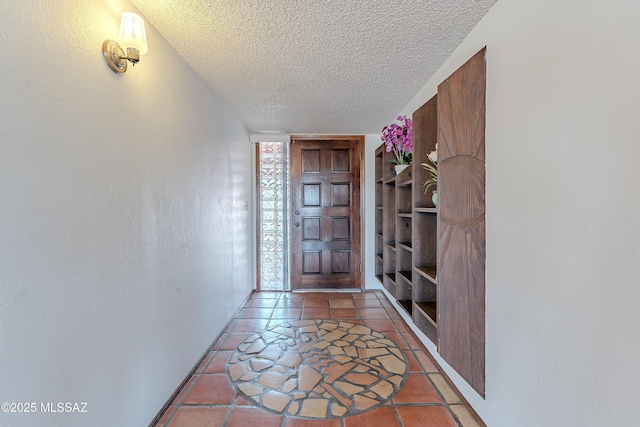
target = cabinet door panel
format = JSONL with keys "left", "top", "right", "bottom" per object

{"left": 437, "top": 47, "right": 486, "bottom": 397}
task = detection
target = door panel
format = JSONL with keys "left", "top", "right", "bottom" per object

{"left": 437, "top": 48, "right": 486, "bottom": 397}
{"left": 331, "top": 217, "right": 350, "bottom": 240}
{"left": 331, "top": 183, "right": 351, "bottom": 206}
{"left": 302, "top": 183, "right": 321, "bottom": 206}
{"left": 302, "top": 217, "right": 321, "bottom": 240}
{"left": 290, "top": 137, "right": 362, "bottom": 290}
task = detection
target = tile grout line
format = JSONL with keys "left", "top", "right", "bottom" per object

{"left": 392, "top": 404, "right": 405, "bottom": 427}
{"left": 221, "top": 396, "right": 243, "bottom": 427}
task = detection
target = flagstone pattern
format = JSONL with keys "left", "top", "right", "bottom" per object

{"left": 226, "top": 320, "right": 407, "bottom": 418}
{"left": 153, "top": 291, "right": 486, "bottom": 427}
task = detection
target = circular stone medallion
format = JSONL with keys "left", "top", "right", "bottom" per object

{"left": 226, "top": 320, "right": 407, "bottom": 419}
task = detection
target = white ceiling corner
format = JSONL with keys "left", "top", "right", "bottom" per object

{"left": 130, "top": 0, "right": 497, "bottom": 134}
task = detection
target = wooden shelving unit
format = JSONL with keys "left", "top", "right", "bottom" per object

{"left": 411, "top": 95, "right": 439, "bottom": 343}
{"left": 374, "top": 149, "right": 414, "bottom": 315}
{"left": 375, "top": 145, "right": 398, "bottom": 298}
{"left": 375, "top": 96, "right": 438, "bottom": 339}
{"left": 373, "top": 47, "right": 487, "bottom": 397}
{"left": 374, "top": 147, "right": 384, "bottom": 284}
{"left": 395, "top": 166, "right": 413, "bottom": 315}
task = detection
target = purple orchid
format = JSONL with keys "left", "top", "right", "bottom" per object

{"left": 381, "top": 115, "right": 412, "bottom": 165}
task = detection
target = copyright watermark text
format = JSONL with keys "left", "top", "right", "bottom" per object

{"left": 1, "top": 402, "right": 88, "bottom": 413}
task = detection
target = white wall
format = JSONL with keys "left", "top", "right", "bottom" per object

{"left": 364, "top": 134, "right": 383, "bottom": 290}
{"left": 0, "top": 1, "right": 253, "bottom": 426}
{"left": 390, "top": 0, "right": 640, "bottom": 425}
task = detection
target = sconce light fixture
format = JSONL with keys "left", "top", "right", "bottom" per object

{"left": 103, "top": 12, "right": 148, "bottom": 73}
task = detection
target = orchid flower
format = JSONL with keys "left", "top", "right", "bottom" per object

{"left": 381, "top": 116, "right": 412, "bottom": 165}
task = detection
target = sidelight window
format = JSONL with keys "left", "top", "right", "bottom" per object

{"left": 257, "top": 141, "right": 290, "bottom": 290}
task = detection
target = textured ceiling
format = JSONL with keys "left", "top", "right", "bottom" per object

{"left": 131, "top": 0, "right": 497, "bottom": 134}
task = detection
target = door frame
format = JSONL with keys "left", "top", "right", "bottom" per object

{"left": 289, "top": 134, "right": 365, "bottom": 291}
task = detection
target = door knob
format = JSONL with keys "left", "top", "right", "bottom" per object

{"left": 295, "top": 210, "right": 300, "bottom": 215}
{"left": 294, "top": 222, "right": 300, "bottom": 227}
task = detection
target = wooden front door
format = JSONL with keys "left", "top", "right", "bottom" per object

{"left": 290, "top": 136, "right": 363, "bottom": 290}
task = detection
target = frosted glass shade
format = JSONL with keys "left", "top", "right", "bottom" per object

{"left": 119, "top": 12, "right": 148, "bottom": 55}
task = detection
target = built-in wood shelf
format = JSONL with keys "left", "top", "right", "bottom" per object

{"left": 415, "top": 265, "right": 437, "bottom": 284}
{"left": 398, "top": 299, "right": 413, "bottom": 315}
{"left": 414, "top": 207, "right": 437, "bottom": 214}
{"left": 397, "top": 270, "right": 412, "bottom": 284}
{"left": 415, "top": 301, "right": 437, "bottom": 325}
{"left": 397, "top": 242, "right": 413, "bottom": 251}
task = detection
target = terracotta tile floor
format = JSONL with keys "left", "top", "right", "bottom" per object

{"left": 153, "top": 291, "right": 484, "bottom": 427}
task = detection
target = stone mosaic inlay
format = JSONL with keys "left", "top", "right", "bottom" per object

{"left": 226, "top": 320, "right": 408, "bottom": 418}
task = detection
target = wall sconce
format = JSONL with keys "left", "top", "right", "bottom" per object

{"left": 102, "top": 12, "right": 148, "bottom": 74}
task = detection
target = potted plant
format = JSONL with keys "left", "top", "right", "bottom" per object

{"left": 422, "top": 144, "right": 438, "bottom": 206}
{"left": 381, "top": 116, "right": 412, "bottom": 174}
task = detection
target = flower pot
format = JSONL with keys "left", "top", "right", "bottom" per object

{"left": 394, "top": 164, "right": 409, "bottom": 175}
{"left": 432, "top": 190, "right": 438, "bottom": 207}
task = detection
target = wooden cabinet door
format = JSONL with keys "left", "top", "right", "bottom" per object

{"left": 290, "top": 137, "right": 362, "bottom": 290}
{"left": 437, "top": 48, "right": 486, "bottom": 396}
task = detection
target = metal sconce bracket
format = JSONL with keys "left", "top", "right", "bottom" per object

{"left": 102, "top": 40, "right": 127, "bottom": 74}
